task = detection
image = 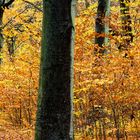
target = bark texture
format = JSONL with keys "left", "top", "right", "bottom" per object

{"left": 95, "top": 0, "right": 110, "bottom": 54}
{"left": 35, "top": 0, "right": 75, "bottom": 139}
{"left": 0, "top": 7, "right": 4, "bottom": 64}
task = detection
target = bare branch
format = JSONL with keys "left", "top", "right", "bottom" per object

{"left": 4, "top": 0, "right": 15, "bottom": 8}
{"left": 22, "top": 0, "right": 43, "bottom": 12}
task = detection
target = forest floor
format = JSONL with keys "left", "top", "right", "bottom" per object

{"left": 0, "top": 126, "right": 34, "bottom": 140}
{"left": 0, "top": 112, "right": 139, "bottom": 140}
{"left": 0, "top": 127, "right": 139, "bottom": 140}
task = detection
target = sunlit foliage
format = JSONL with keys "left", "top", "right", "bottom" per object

{"left": 0, "top": 0, "right": 140, "bottom": 139}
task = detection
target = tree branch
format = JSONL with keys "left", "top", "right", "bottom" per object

{"left": 22, "top": 0, "right": 43, "bottom": 12}
{"left": 3, "top": 0, "right": 15, "bottom": 8}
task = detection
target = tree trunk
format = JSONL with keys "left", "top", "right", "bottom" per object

{"left": 112, "top": 108, "right": 120, "bottom": 140}
{"left": 102, "top": 118, "right": 106, "bottom": 140}
{"left": 35, "top": 0, "right": 75, "bottom": 140}
{"left": 119, "top": 0, "right": 133, "bottom": 50}
{"left": 95, "top": 122, "right": 98, "bottom": 140}
{"left": 95, "top": 0, "right": 110, "bottom": 54}
{"left": 0, "top": 8, "right": 4, "bottom": 64}
{"left": 99, "top": 120, "right": 102, "bottom": 140}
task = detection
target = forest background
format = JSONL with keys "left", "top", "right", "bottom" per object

{"left": 0, "top": 0, "right": 140, "bottom": 139}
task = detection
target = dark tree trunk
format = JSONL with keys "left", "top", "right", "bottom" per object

{"left": 112, "top": 108, "right": 120, "bottom": 140}
{"left": 0, "top": 8, "right": 4, "bottom": 64}
{"left": 102, "top": 118, "right": 106, "bottom": 140}
{"left": 35, "top": 0, "right": 75, "bottom": 140}
{"left": 95, "top": 0, "right": 110, "bottom": 54}
{"left": 119, "top": 0, "right": 133, "bottom": 50}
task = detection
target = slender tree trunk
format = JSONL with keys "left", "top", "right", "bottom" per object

{"left": 19, "top": 99, "right": 22, "bottom": 127}
{"left": 99, "top": 120, "right": 102, "bottom": 140}
{"left": 102, "top": 118, "right": 106, "bottom": 140}
{"left": 95, "top": 0, "right": 110, "bottom": 54}
{"left": 95, "top": 122, "right": 98, "bottom": 140}
{"left": 119, "top": 0, "right": 133, "bottom": 50}
{"left": 35, "top": 0, "right": 75, "bottom": 140}
{"left": 112, "top": 108, "right": 120, "bottom": 140}
{"left": 0, "top": 8, "right": 4, "bottom": 64}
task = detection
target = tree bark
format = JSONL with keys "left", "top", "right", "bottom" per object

{"left": 0, "top": 7, "right": 4, "bottom": 64}
{"left": 119, "top": 0, "right": 133, "bottom": 50}
{"left": 95, "top": 0, "right": 110, "bottom": 54}
{"left": 35, "top": 0, "right": 75, "bottom": 140}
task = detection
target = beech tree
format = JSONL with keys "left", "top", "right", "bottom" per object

{"left": 95, "top": 0, "right": 110, "bottom": 53}
{"left": 35, "top": 0, "right": 75, "bottom": 139}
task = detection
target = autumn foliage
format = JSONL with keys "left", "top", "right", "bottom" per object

{"left": 0, "top": 0, "right": 140, "bottom": 139}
